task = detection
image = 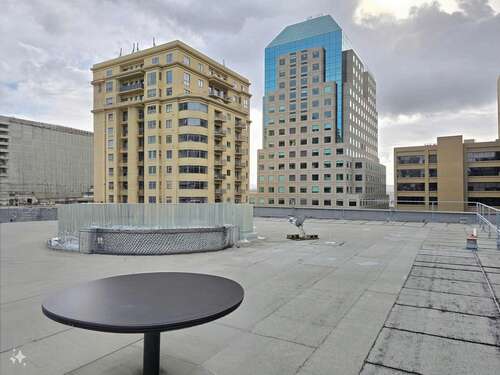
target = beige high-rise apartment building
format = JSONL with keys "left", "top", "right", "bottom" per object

{"left": 256, "top": 16, "right": 386, "bottom": 208}
{"left": 92, "top": 41, "right": 251, "bottom": 204}
{"left": 394, "top": 135, "right": 500, "bottom": 211}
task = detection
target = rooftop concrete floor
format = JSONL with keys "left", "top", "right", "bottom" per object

{"left": 1, "top": 218, "right": 499, "bottom": 375}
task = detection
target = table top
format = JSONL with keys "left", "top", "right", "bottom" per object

{"left": 42, "top": 272, "right": 244, "bottom": 333}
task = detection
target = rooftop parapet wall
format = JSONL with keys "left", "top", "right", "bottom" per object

{"left": 254, "top": 206, "right": 477, "bottom": 224}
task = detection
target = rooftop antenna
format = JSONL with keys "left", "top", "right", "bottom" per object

{"left": 153, "top": 37, "right": 156, "bottom": 47}
{"left": 137, "top": 42, "right": 140, "bottom": 51}
{"left": 132, "top": 43, "right": 135, "bottom": 53}
{"left": 222, "top": 59, "right": 226, "bottom": 66}
{"left": 119, "top": 47, "right": 122, "bottom": 57}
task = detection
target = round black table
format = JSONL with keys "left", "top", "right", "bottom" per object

{"left": 41, "top": 272, "right": 244, "bottom": 375}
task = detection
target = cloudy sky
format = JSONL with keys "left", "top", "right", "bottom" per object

{"left": 1, "top": 0, "right": 499, "bottom": 188}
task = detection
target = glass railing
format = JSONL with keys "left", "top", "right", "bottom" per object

{"left": 119, "top": 83, "right": 144, "bottom": 92}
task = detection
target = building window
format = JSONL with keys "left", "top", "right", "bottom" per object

{"left": 178, "top": 134, "right": 208, "bottom": 143}
{"left": 105, "top": 97, "right": 113, "bottom": 106}
{"left": 397, "top": 155, "right": 425, "bottom": 164}
{"left": 105, "top": 81, "right": 113, "bottom": 92}
{"left": 147, "top": 89, "right": 156, "bottom": 98}
{"left": 147, "top": 72, "right": 157, "bottom": 86}
{"left": 178, "top": 149, "right": 208, "bottom": 158}
{"left": 198, "top": 79, "right": 204, "bottom": 88}
{"left": 166, "top": 53, "right": 173, "bottom": 63}
{"left": 148, "top": 196, "right": 157, "bottom": 203}
{"left": 149, "top": 181, "right": 157, "bottom": 189}
{"left": 178, "top": 118, "right": 208, "bottom": 128}
{"left": 148, "top": 166, "right": 157, "bottom": 175}
{"left": 183, "top": 55, "right": 190, "bottom": 65}
{"left": 148, "top": 150, "right": 157, "bottom": 160}
{"left": 183, "top": 72, "right": 190, "bottom": 87}
{"left": 152, "top": 56, "right": 159, "bottom": 64}
{"left": 179, "top": 165, "right": 208, "bottom": 174}
{"left": 178, "top": 102, "right": 208, "bottom": 113}
{"left": 166, "top": 104, "right": 172, "bottom": 112}
{"left": 179, "top": 181, "right": 208, "bottom": 189}
{"left": 166, "top": 70, "right": 173, "bottom": 84}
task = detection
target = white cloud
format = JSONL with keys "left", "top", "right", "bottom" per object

{"left": 0, "top": 0, "right": 498, "bottom": 189}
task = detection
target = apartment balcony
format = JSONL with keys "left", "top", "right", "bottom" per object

{"left": 235, "top": 148, "right": 244, "bottom": 156}
{"left": 235, "top": 160, "right": 243, "bottom": 168}
{"left": 214, "top": 159, "right": 226, "bottom": 167}
{"left": 235, "top": 133, "right": 247, "bottom": 142}
{"left": 119, "top": 82, "right": 144, "bottom": 93}
{"left": 208, "top": 72, "right": 233, "bottom": 89}
{"left": 214, "top": 144, "right": 226, "bottom": 153}
{"left": 214, "top": 128, "right": 226, "bottom": 138}
{"left": 235, "top": 121, "right": 245, "bottom": 130}
{"left": 214, "top": 174, "right": 225, "bottom": 182}
{"left": 215, "top": 188, "right": 225, "bottom": 195}
{"left": 209, "top": 88, "right": 231, "bottom": 103}
{"left": 116, "top": 67, "right": 144, "bottom": 80}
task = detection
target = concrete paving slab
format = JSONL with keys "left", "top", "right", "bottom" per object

{"left": 0, "top": 328, "right": 142, "bottom": 375}
{"left": 486, "top": 272, "right": 500, "bottom": 284}
{"left": 410, "top": 265, "right": 486, "bottom": 283}
{"left": 0, "top": 294, "right": 70, "bottom": 352}
{"left": 298, "top": 291, "right": 396, "bottom": 375}
{"left": 413, "top": 261, "right": 480, "bottom": 272}
{"left": 202, "top": 332, "right": 314, "bottom": 375}
{"left": 397, "top": 288, "right": 499, "bottom": 317}
{"left": 360, "top": 363, "right": 408, "bottom": 374}
{"left": 385, "top": 304, "right": 500, "bottom": 346}
{"left": 68, "top": 345, "right": 199, "bottom": 375}
{"left": 415, "top": 254, "right": 478, "bottom": 266}
{"left": 367, "top": 328, "right": 500, "bottom": 375}
{"left": 404, "top": 275, "right": 492, "bottom": 297}
{"left": 132, "top": 322, "right": 244, "bottom": 366}
{"left": 478, "top": 254, "right": 500, "bottom": 268}
{"left": 418, "top": 249, "right": 475, "bottom": 257}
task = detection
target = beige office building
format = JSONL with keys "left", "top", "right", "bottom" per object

{"left": 394, "top": 135, "right": 500, "bottom": 211}
{"left": 257, "top": 16, "right": 386, "bottom": 208}
{"left": 92, "top": 41, "right": 251, "bottom": 203}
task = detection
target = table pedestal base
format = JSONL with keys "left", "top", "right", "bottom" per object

{"left": 143, "top": 332, "right": 161, "bottom": 375}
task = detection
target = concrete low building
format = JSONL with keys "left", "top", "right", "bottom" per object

{"left": 394, "top": 135, "right": 500, "bottom": 211}
{"left": 0, "top": 116, "right": 93, "bottom": 205}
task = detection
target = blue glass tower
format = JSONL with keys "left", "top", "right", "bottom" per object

{"left": 257, "top": 15, "right": 387, "bottom": 209}
{"left": 264, "top": 15, "right": 348, "bottom": 142}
